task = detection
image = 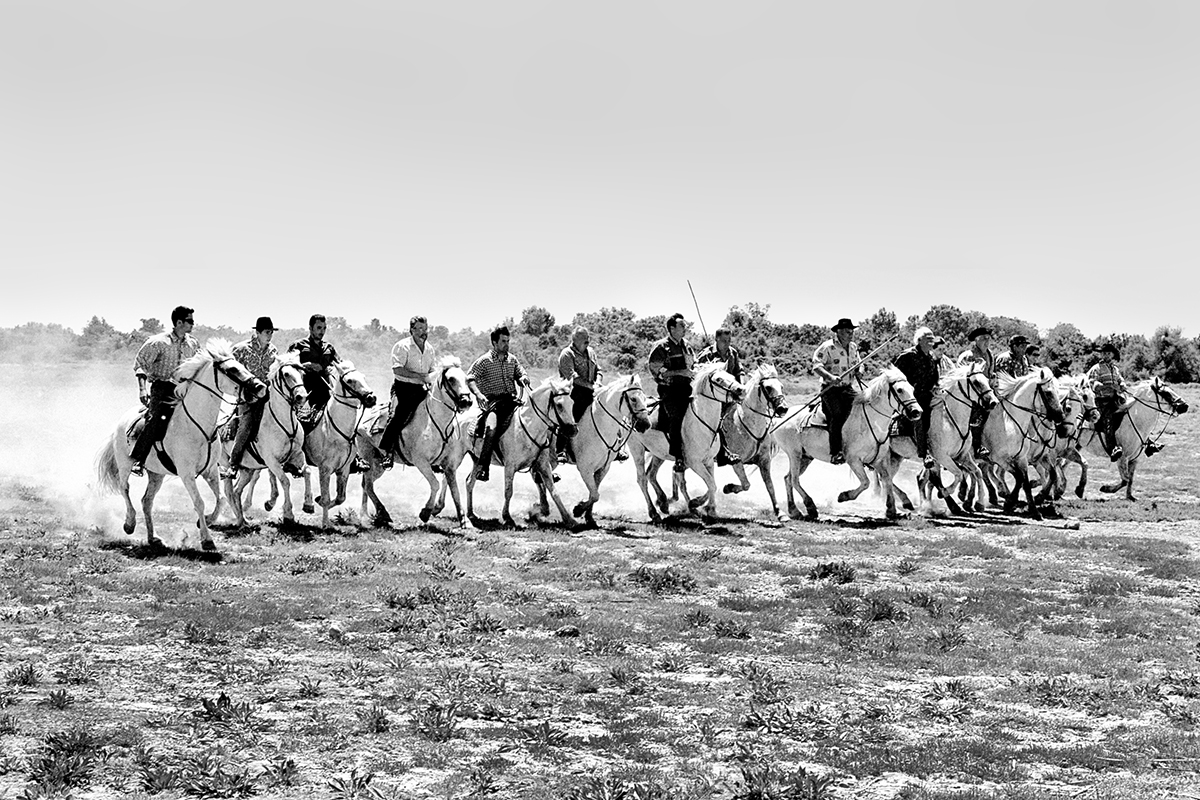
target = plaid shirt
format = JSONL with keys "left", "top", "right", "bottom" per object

{"left": 232, "top": 338, "right": 278, "bottom": 382}
{"left": 558, "top": 345, "right": 601, "bottom": 389}
{"left": 469, "top": 350, "right": 527, "bottom": 398}
{"left": 994, "top": 351, "right": 1031, "bottom": 378}
{"left": 135, "top": 331, "right": 200, "bottom": 382}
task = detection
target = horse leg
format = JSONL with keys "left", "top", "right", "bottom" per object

{"left": 836, "top": 459, "right": 872, "bottom": 504}
{"left": 141, "top": 472, "right": 166, "bottom": 547}
{"left": 501, "top": 465, "right": 520, "bottom": 528}
{"left": 465, "top": 467, "right": 480, "bottom": 523}
{"left": 120, "top": 465, "right": 138, "bottom": 536}
{"left": 301, "top": 469, "right": 315, "bottom": 515}
{"left": 318, "top": 469, "right": 333, "bottom": 529}
{"left": 929, "top": 466, "right": 964, "bottom": 516}
{"left": 723, "top": 463, "right": 752, "bottom": 495}
{"left": 334, "top": 467, "right": 348, "bottom": 507}
{"left": 697, "top": 460, "right": 720, "bottom": 519}
{"left": 630, "top": 445, "right": 661, "bottom": 524}
{"left": 226, "top": 471, "right": 248, "bottom": 527}
{"left": 537, "top": 453, "right": 578, "bottom": 528}
{"left": 202, "top": 469, "right": 224, "bottom": 527}
{"left": 267, "top": 463, "right": 295, "bottom": 524}
{"left": 252, "top": 470, "right": 271, "bottom": 512}
{"left": 573, "top": 460, "right": 602, "bottom": 528}
{"left": 179, "top": 475, "right": 217, "bottom": 550}
{"left": 1070, "top": 450, "right": 1088, "bottom": 498}
{"left": 417, "top": 463, "right": 440, "bottom": 524}
{"left": 756, "top": 456, "right": 787, "bottom": 522}
{"left": 444, "top": 469, "right": 473, "bottom": 530}
{"left": 879, "top": 462, "right": 902, "bottom": 520}
{"left": 787, "top": 454, "right": 819, "bottom": 520}
{"left": 647, "top": 457, "right": 671, "bottom": 516}
{"left": 1124, "top": 458, "right": 1138, "bottom": 502}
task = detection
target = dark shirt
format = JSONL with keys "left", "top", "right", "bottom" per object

{"left": 648, "top": 336, "right": 695, "bottom": 387}
{"left": 893, "top": 347, "right": 939, "bottom": 398}
{"left": 287, "top": 336, "right": 340, "bottom": 369}
{"left": 696, "top": 344, "right": 743, "bottom": 383}
{"left": 994, "top": 351, "right": 1032, "bottom": 378}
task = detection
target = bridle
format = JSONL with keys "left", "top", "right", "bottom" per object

{"left": 998, "top": 371, "right": 1064, "bottom": 451}
{"left": 259, "top": 363, "right": 306, "bottom": 466}
{"left": 587, "top": 380, "right": 650, "bottom": 457}
{"left": 1112, "top": 379, "right": 1186, "bottom": 457}
{"left": 859, "top": 375, "right": 921, "bottom": 463}
{"left": 935, "top": 371, "right": 996, "bottom": 460}
{"left": 396, "top": 367, "right": 471, "bottom": 468}
{"left": 730, "top": 377, "right": 787, "bottom": 463}
{"left": 173, "top": 356, "right": 264, "bottom": 475}
{"left": 324, "top": 367, "right": 374, "bottom": 473}
{"left": 686, "top": 370, "right": 745, "bottom": 448}
{"left": 519, "top": 385, "right": 575, "bottom": 453}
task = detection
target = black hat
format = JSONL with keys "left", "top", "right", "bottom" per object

{"left": 968, "top": 326, "right": 991, "bottom": 341}
{"left": 255, "top": 316, "right": 275, "bottom": 331}
{"left": 832, "top": 318, "right": 856, "bottom": 332}
{"left": 1009, "top": 334, "right": 1029, "bottom": 346}
{"left": 1101, "top": 342, "right": 1120, "bottom": 357}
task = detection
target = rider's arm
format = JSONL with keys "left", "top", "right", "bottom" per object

{"left": 466, "top": 376, "right": 487, "bottom": 407}
{"left": 648, "top": 344, "right": 667, "bottom": 383}
{"left": 811, "top": 343, "right": 839, "bottom": 384}
{"left": 557, "top": 349, "right": 573, "bottom": 382}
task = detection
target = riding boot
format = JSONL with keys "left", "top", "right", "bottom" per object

{"left": 715, "top": 432, "right": 740, "bottom": 466}
{"left": 971, "top": 423, "right": 989, "bottom": 459}
{"left": 475, "top": 429, "right": 496, "bottom": 482}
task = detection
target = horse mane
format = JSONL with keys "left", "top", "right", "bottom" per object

{"left": 438, "top": 355, "right": 462, "bottom": 370}
{"left": 937, "top": 365, "right": 974, "bottom": 390}
{"left": 537, "top": 376, "right": 571, "bottom": 393}
{"left": 175, "top": 338, "right": 233, "bottom": 382}
{"left": 692, "top": 362, "right": 727, "bottom": 384}
{"left": 855, "top": 367, "right": 904, "bottom": 405}
{"left": 748, "top": 364, "right": 778, "bottom": 384}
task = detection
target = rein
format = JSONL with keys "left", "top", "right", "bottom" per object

{"left": 173, "top": 358, "right": 256, "bottom": 475}
{"left": 731, "top": 380, "right": 782, "bottom": 463}
{"left": 587, "top": 384, "right": 646, "bottom": 456}
{"left": 323, "top": 370, "right": 371, "bottom": 473}
{"left": 396, "top": 369, "right": 466, "bottom": 468}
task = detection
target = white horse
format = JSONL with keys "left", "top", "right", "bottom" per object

{"left": 220, "top": 353, "right": 308, "bottom": 527}
{"left": 1032, "top": 375, "right": 1098, "bottom": 502}
{"left": 775, "top": 367, "right": 922, "bottom": 521}
{"left": 981, "top": 366, "right": 1066, "bottom": 520}
{"left": 356, "top": 357, "right": 475, "bottom": 528}
{"left": 719, "top": 365, "right": 791, "bottom": 522}
{"left": 1075, "top": 377, "right": 1188, "bottom": 501}
{"left": 94, "top": 340, "right": 265, "bottom": 550}
{"left": 627, "top": 364, "right": 747, "bottom": 522}
{"left": 299, "top": 361, "right": 377, "bottom": 528}
{"left": 567, "top": 374, "right": 653, "bottom": 528}
{"left": 464, "top": 377, "right": 578, "bottom": 528}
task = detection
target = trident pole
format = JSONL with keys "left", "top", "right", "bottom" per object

{"left": 687, "top": 280, "right": 709, "bottom": 341}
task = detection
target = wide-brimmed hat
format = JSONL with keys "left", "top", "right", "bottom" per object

{"left": 1101, "top": 342, "right": 1120, "bottom": 357}
{"left": 255, "top": 316, "right": 276, "bottom": 331}
{"left": 1009, "top": 334, "right": 1029, "bottom": 346}
{"left": 832, "top": 318, "right": 856, "bottom": 332}
{"left": 967, "top": 326, "right": 991, "bottom": 341}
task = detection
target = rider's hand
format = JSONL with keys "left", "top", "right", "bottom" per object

{"left": 139, "top": 391, "right": 150, "bottom": 407}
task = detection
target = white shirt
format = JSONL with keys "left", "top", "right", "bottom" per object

{"left": 390, "top": 336, "right": 437, "bottom": 385}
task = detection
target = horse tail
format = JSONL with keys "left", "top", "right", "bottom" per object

{"left": 95, "top": 439, "right": 121, "bottom": 495}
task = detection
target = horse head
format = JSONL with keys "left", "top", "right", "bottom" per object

{"left": 331, "top": 361, "right": 377, "bottom": 408}
{"left": 1151, "top": 377, "right": 1190, "bottom": 414}
{"left": 1032, "top": 367, "right": 1067, "bottom": 435}
{"left": 966, "top": 368, "right": 997, "bottom": 411}
{"left": 698, "top": 365, "right": 746, "bottom": 403}
{"left": 437, "top": 357, "right": 473, "bottom": 411}
{"left": 621, "top": 375, "right": 653, "bottom": 433}
{"left": 752, "top": 365, "right": 789, "bottom": 417}
{"left": 271, "top": 354, "right": 309, "bottom": 409}
{"left": 883, "top": 367, "right": 922, "bottom": 421}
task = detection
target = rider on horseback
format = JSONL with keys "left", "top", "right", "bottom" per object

{"left": 697, "top": 327, "right": 744, "bottom": 467}
{"left": 956, "top": 326, "right": 996, "bottom": 458}
{"left": 1087, "top": 342, "right": 1128, "bottom": 461}
{"left": 223, "top": 316, "right": 289, "bottom": 479}
{"left": 811, "top": 318, "right": 861, "bottom": 465}
{"left": 289, "top": 314, "right": 341, "bottom": 421}
{"left": 129, "top": 306, "right": 199, "bottom": 476}
{"left": 995, "top": 334, "right": 1034, "bottom": 378}
{"left": 555, "top": 327, "right": 603, "bottom": 464}
{"left": 378, "top": 316, "right": 439, "bottom": 470}
{"left": 893, "top": 326, "right": 940, "bottom": 470}
{"left": 648, "top": 313, "right": 695, "bottom": 474}
{"left": 468, "top": 326, "right": 531, "bottom": 482}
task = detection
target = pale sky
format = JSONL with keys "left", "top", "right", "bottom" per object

{"left": 2, "top": 1, "right": 1196, "bottom": 339}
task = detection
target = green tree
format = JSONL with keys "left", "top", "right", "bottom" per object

{"left": 1152, "top": 326, "right": 1200, "bottom": 383}
{"left": 1044, "top": 323, "right": 1089, "bottom": 375}
{"left": 520, "top": 306, "right": 555, "bottom": 337}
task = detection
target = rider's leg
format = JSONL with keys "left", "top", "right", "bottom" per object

{"left": 379, "top": 382, "right": 427, "bottom": 469}
{"left": 715, "top": 401, "right": 741, "bottom": 466}
{"left": 224, "top": 398, "right": 264, "bottom": 478}
{"left": 474, "top": 411, "right": 498, "bottom": 482}
{"left": 824, "top": 385, "right": 853, "bottom": 464}
{"left": 971, "top": 407, "right": 990, "bottom": 458}
{"left": 916, "top": 401, "right": 936, "bottom": 470}
{"left": 130, "top": 381, "right": 176, "bottom": 475}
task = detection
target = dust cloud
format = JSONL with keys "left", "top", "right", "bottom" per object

{"left": 0, "top": 360, "right": 918, "bottom": 541}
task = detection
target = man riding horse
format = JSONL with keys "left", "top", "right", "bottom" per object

{"left": 811, "top": 318, "right": 861, "bottom": 465}
{"left": 995, "top": 334, "right": 1034, "bottom": 378}
{"left": 555, "top": 327, "right": 604, "bottom": 464}
{"left": 647, "top": 313, "right": 695, "bottom": 474}
{"left": 378, "top": 315, "right": 439, "bottom": 470}
{"left": 893, "top": 326, "right": 940, "bottom": 470}
{"left": 1087, "top": 342, "right": 1128, "bottom": 461}
{"left": 468, "top": 325, "right": 531, "bottom": 482}
{"left": 957, "top": 326, "right": 996, "bottom": 458}
{"left": 223, "top": 316, "right": 286, "bottom": 480}
{"left": 696, "top": 327, "right": 744, "bottom": 467}
{"left": 129, "top": 305, "right": 199, "bottom": 476}
{"left": 288, "top": 313, "right": 368, "bottom": 473}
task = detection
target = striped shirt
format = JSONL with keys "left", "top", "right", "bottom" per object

{"left": 558, "top": 345, "right": 601, "bottom": 389}
{"left": 469, "top": 350, "right": 527, "bottom": 398}
{"left": 135, "top": 331, "right": 200, "bottom": 382}
{"left": 1087, "top": 361, "right": 1126, "bottom": 399}
{"left": 811, "top": 339, "right": 859, "bottom": 387}
{"left": 232, "top": 338, "right": 278, "bottom": 382}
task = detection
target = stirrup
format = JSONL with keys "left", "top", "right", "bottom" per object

{"left": 129, "top": 462, "right": 144, "bottom": 477}
{"left": 220, "top": 465, "right": 239, "bottom": 480}
{"left": 1109, "top": 446, "right": 1123, "bottom": 462}
{"left": 614, "top": 449, "right": 629, "bottom": 462}
{"left": 379, "top": 454, "right": 394, "bottom": 470}
{"left": 922, "top": 455, "right": 937, "bottom": 470}
{"left": 350, "top": 456, "right": 370, "bottom": 474}
{"left": 1145, "top": 442, "right": 1164, "bottom": 457}
{"left": 673, "top": 460, "right": 686, "bottom": 473}
{"left": 830, "top": 452, "right": 845, "bottom": 465}
{"left": 474, "top": 465, "right": 490, "bottom": 482}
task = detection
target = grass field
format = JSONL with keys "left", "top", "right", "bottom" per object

{"left": 1, "top": 373, "right": 1199, "bottom": 799}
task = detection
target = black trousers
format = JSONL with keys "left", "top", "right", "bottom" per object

{"left": 380, "top": 381, "right": 429, "bottom": 452}
{"left": 658, "top": 382, "right": 692, "bottom": 460}
{"left": 821, "top": 384, "right": 856, "bottom": 455}
{"left": 1096, "top": 396, "right": 1122, "bottom": 451}
{"left": 229, "top": 396, "right": 267, "bottom": 468}
{"left": 914, "top": 392, "right": 934, "bottom": 457}
{"left": 130, "top": 380, "right": 177, "bottom": 464}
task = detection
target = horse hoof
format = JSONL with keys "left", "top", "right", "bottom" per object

{"left": 1075, "top": 487, "right": 1085, "bottom": 499}
{"left": 722, "top": 483, "right": 740, "bottom": 494}
{"left": 1099, "top": 485, "right": 1119, "bottom": 494}
{"left": 201, "top": 540, "right": 216, "bottom": 552}
{"left": 264, "top": 500, "right": 275, "bottom": 512}
{"left": 836, "top": 491, "right": 851, "bottom": 503}
{"left": 302, "top": 504, "right": 315, "bottom": 514}
{"left": 419, "top": 508, "right": 432, "bottom": 523}
{"left": 123, "top": 521, "right": 135, "bottom": 535}
{"left": 572, "top": 502, "right": 586, "bottom": 516}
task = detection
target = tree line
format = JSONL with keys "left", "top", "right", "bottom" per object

{"left": 2, "top": 304, "right": 1198, "bottom": 383}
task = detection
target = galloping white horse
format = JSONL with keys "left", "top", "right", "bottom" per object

{"left": 221, "top": 353, "right": 308, "bottom": 527}
{"left": 300, "top": 361, "right": 377, "bottom": 528}
{"left": 775, "top": 367, "right": 922, "bottom": 521}
{"left": 981, "top": 367, "right": 1066, "bottom": 520}
{"left": 356, "top": 357, "right": 475, "bottom": 528}
{"left": 94, "top": 340, "right": 265, "bottom": 550}
{"left": 464, "top": 377, "right": 578, "bottom": 528}
{"left": 627, "top": 364, "right": 746, "bottom": 522}
{"left": 1030, "top": 375, "right": 1098, "bottom": 502}
{"left": 719, "top": 365, "right": 791, "bottom": 522}
{"left": 567, "top": 374, "right": 653, "bottom": 528}
{"left": 1076, "top": 377, "right": 1188, "bottom": 501}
